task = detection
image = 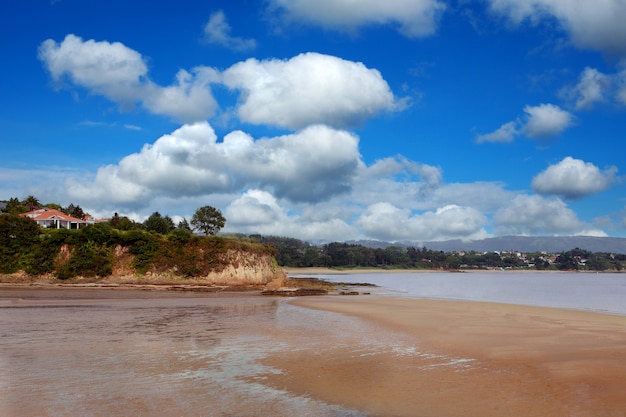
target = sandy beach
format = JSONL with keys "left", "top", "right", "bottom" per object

{"left": 2, "top": 286, "right": 625, "bottom": 416}
{"left": 265, "top": 296, "right": 626, "bottom": 417}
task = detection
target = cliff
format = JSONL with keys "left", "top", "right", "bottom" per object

{"left": 107, "top": 245, "right": 286, "bottom": 287}
{"left": 0, "top": 218, "right": 286, "bottom": 287}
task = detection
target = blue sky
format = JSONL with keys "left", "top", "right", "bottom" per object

{"left": 1, "top": 0, "right": 625, "bottom": 243}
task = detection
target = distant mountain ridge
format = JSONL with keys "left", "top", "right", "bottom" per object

{"left": 345, "top": 236, "right": 626, "bottom": 255}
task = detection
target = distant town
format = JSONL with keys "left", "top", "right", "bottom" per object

{"left": 256, "top": 236, "right": 626, "bottom": 272}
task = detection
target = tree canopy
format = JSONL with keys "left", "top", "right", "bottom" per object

{"left": 144, "top": 211, "right": 175, "bottom": 234}
{"left": 191, "top": 205, "right": 225, "bottom": 236}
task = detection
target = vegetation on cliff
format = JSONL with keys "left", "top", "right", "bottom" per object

{"left": 0, "top": 214, "right": 276, "bottom": 281}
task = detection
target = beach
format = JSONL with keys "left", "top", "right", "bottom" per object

{"left": 1, "top": 285, "right": 625, "bottom": 416}
{"left": 267, "top": 296, "right": 626, "bottom": 417}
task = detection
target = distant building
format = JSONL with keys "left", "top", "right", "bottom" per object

{"left": 19, "top": 208, "right": 106, "bottom": 229}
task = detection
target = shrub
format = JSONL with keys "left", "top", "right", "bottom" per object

{"left": 0, "top": 214, "right": 40, "bottom": 273}
{"left": 56, "top": 241, "right": 113, "bottom": 280}
{"left": 22, "top": 238, "right": 59, "bottom": 275}
{"left": 123, "top": 230, "right": 161, "bottom": 273}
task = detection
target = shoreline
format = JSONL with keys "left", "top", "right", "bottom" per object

{"left": 283, "top": 266, "right": 626, "bottom": 275}
{"left": 261, "top": 296, "right": 626, "bottom": 417}
{"left": 2, "top": 286, "right": 625, "bottom": 416}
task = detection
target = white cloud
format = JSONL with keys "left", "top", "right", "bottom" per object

{"left": 222, "top": 52, "right": 401, "bottom": 129}
{"left": 531, "top": 156, "right": 617, "bottom": 199}
{"left": 494, "top": 194, "right": 584, "bottom": 235}
{"left": 225, "top": 189, "right": 282, "bottom": 226}
{"left": 203, "top": 10, "right": 256, "bottom": 51}
{"left": 66, "top": 164, "right": 151, "bottom": 209}
{"left": 478, "top": 103, "right": 572, "bottom": 143}
{"left": 523, "top": 103, "right": 574, "bottom": 138}
{"left": 39, "top": 34, "right": 219, "bottom": 123}
{"left": 424, "top": 182, "right": 515, "bottom": 213}
{"left": 476, "top": 121, "right": 518, "bottom": 143}
{"left": 38, "top": 34, "right": 148, "bottom": 105}
{"left": 364, "top": 156, "right": 442, "bottom": 187}
{"left": 486, "top": 0, "right": 626, "bottom": 56}
{"left": 561, "top": 67, "right": 612, "bottom": 110}
{"left": 224, "top": 189, "right": 358, "bottom": 242}
{"left": 357, "top": 202, "right": 489, "bottom": 242}
{"left": 574, "top": 229, "right": 609, "bottom": 238}
{"left": 142, "top": 67, "right": 220, "bottom": 122}
{"left": 269, "top": 0, "right": 446, "bottom": 38}
{"left": 10, "top": 148, "right": 608, "bottom": 243}
{"left": 349, "top": 157, "right": 442, "bottom": 209}
{"left": 40, "top": 36, "right": 404, "bottom": 128}
{"left": 66, "top": 122, "right": 361, "bottom": 207}
{"left": 55, "top": 125, "right": 519, "bottom": 243}
{"left": 617, "top": 69, "right": 626, "bottom": 105}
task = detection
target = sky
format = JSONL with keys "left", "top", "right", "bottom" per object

{"left": 1, "top": 0, "right": 625, "bottom": 243}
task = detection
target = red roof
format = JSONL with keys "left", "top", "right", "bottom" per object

{"left": 20, "top": 208, "right": 85, "bottom": 223}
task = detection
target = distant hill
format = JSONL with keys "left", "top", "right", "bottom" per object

{"left": 346, "top": 236, "right": 626, "bottom": 254}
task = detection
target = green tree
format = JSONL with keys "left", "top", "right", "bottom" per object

{"left": 144, "top": 212, "right": 175, "bottom": 234}
{"left": 63, "top": 203, "right": 85, "bottom": 219}
{"left": 22, "top": 195, "right": 41, "bottom": 211}
{"left": 2, "top": 197, "right": 26, "bottom": 214}
{"left": 191, "top": 206, "right": 225, "bottom": 235}
{"left": 110, "top": 213, "right": 142, "bottom": 230}
{"left": 177, "top": 218, "right": 192, "bottom": 231}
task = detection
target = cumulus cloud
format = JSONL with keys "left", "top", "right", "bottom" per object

{"left": 486, "top": 0, "right": 626, "bottom": 56}
{"left": 478, "top": 103, "right": 573, "bottom": 143}
{"left": 142, "top": 67, "right": 220, "bottom": 122}
{"left": 38, "top": 34, "right": 219, "bottom": 122}
{"left": 269, "top": 0, "right": 446, "bottom": 38}
{"left": 476, "top": 121, "right": 519, "bottom": 143}
{"left": 424, "top": 182, "right": 515, "bottom": 213}
{"left": 67, "top": 122, "right": 361, "bottom": 207}
{"left": 531, "top": 156, "right": 617, "bottom": 199}
{"left": 40, "top": 36, "right": 404, "bottom": 129}
{"left": 348, "top": 157, "right": 443, "bottom": 210}
{"left": 494, "top": 194, "right": 583, "bottom": 235}
{"left": 203, "top": 10, "right": 256, "bottom": 51}
{"left": 224, "top": 189, "right": 357, "bottom": 242}
{"left": 357, "top": 202, "right": 488, "bottom": 242}
{"left": 561, "top": 67, "right": 612, "bottom": 110}
{"left": 222, "top": 52, "right": 402, "bottom": 129}
{"left": 522, "top": 103, "right": 574, "bottom": 138}
{"left": 363, "top": 156, "right": 442, "bottom": 187}
{"left": 38, "top": 34, "right": 148, "bottom": 105}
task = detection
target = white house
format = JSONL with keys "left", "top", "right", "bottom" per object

{"left": 20, "top": 208, "right": 89, "bottom": 229}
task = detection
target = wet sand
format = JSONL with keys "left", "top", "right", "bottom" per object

{"left": 2, "top": 287, "right": 625, "bottom": 416}
{"left": 266, "top": 296, "right": 626, "bottom": 417}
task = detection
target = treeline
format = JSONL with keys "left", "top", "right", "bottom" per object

{"left": 0, "top": 215, "right": 273, "bottom": 280}
{"left": 252, "top": 236, "right": 626, "bottom": 272}
{"left": 1, "top": 195, "right": 224, "bottom": 236}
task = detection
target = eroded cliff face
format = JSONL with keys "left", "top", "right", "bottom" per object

{"left": 62, "top": 243, "right": 286, "bottom": 287}
{"left": 201, "top": 249, "right": 285, "bottom": 286}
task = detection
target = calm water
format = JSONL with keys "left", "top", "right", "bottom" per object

{"left": 292, "top": 271, "right": 626, "bottom": 316}
{"left": 0, "top": 290, "right": 437, "bottom": 417}
{"left": 2, "top": 273, "right": 624, "bottom": 416}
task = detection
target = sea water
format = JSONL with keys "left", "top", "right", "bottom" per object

{"left": 291, "top": 271, "right": 626, "bottom": 316}
{"left": 1, "top": 290, "right": 413, "bottom": 417}
{"left": 2, "top": 272, "right": 624, "bottom": 416}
